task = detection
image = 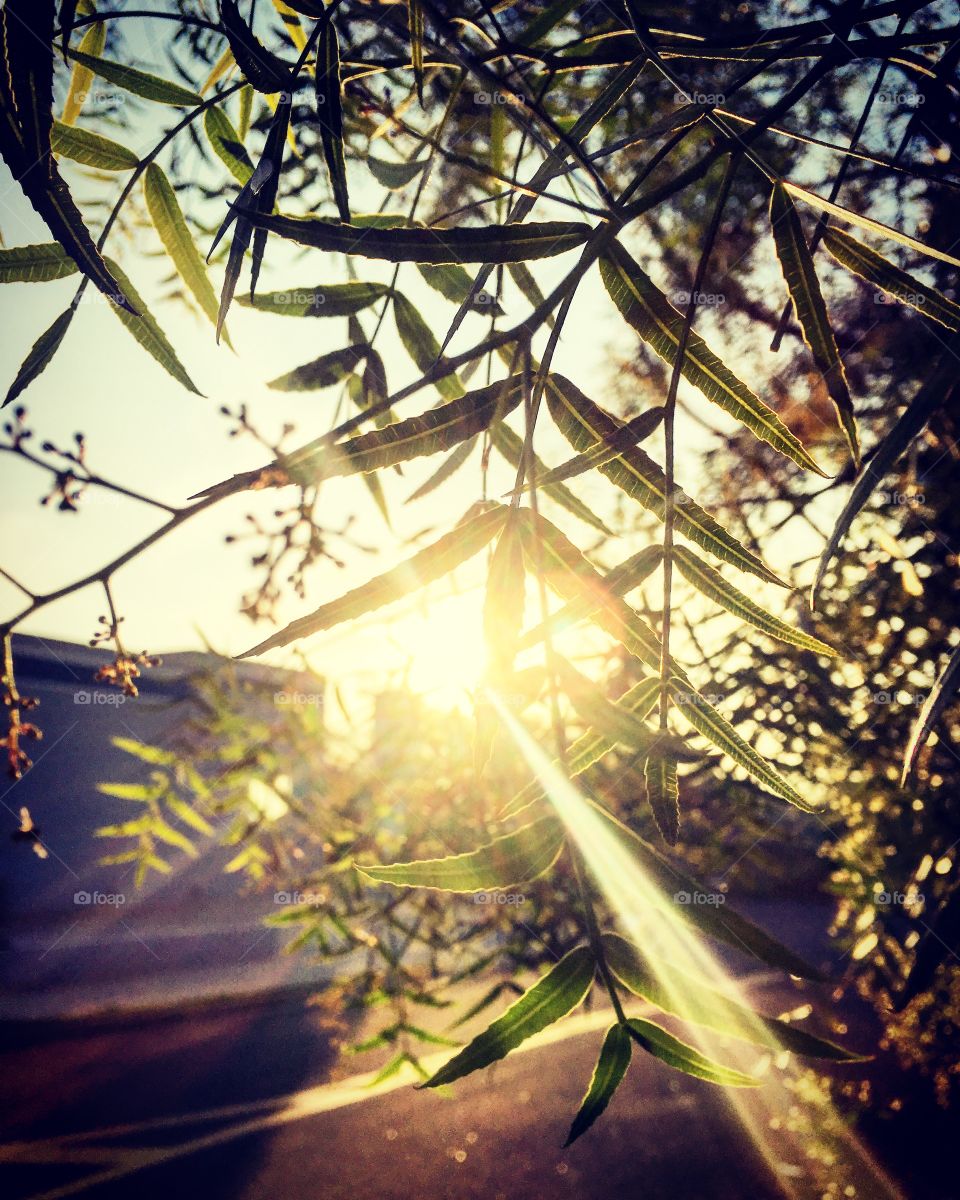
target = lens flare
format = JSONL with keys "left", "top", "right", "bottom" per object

{"left": 489, "top": 691, "right": 905, "bottom": 1200}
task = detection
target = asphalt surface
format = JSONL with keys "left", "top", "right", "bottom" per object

{"left": 0, "top": 970, "right": 908, "bottom": 1200}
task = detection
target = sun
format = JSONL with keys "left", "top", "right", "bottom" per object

{"left": 383, "top": 584, "right": 490, "bottom": 711}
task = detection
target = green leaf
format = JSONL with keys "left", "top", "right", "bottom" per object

{"left": 51, "top": 119, "right": 138, "bottom": 170}
{"left": 489, "top": 420, "right": 611, "bottom": 536}
{"left": 285, "top": 376, "right": 523, "bottom": 481}
{"left": 502, "top": 677, "right": 661, "bottom": 820}
{"left": 418, "top": 262, "right": 502, "bottom": 313}
{"left": 394, "top": 292, "right": 464, "bottom": 400}
{"left": 143, "top": 163, "right": 223, "bottom": 336}
{"left": 770, "top": 181, "right": 858, "bottom": 467}
{"left": 903, "top": 641, "right": 960, "bottom": 783}
{"left": 813, "top": 328, "right": 960, "bottom": 601}
{"left": 221, "top": 0, "right": 296, "bottom": 93}
{"left": 604, "top": 934, "right": 864, "bottom": 1061}
{"left": 238, "top": 280, "right": 389, "bottom": 317}
{"left": 405, "top": 435, "right": 477, "bottom": 502}
{"left": 644, "top": 752, "right": 680, "bottom": 845}
{"left": 599, "top": 243, "right": 825, "bottom": 476}
{"left": 822, "top": 226, "right": 960, "bottom": 331}
{"left": 565, "top": 1023, "right": 632, "bottom": 1146}
{"left": 104, "top": 257, "right": 202, "bottom": 394}
{"left": 4, "top": 308, "right": 74, "bottom": 407}
{"left": 96, "top": 781, "right": 157, "bottom": 802}
{"left": 245, "top": 214, "right": 593, "bottom": 263}
{"left": 317, "top": 16, "right": 350, "bottom": 221}
{"left": 484, "top": 513, "right": 526, "bottom": 676}
{"left": 515, "top": 406, "right": 665, "bottom": 493}
{"left": 241, "top": 503, "right": 508, "bottom": 656}
{"left": 544, "top": 375, "right": 783, "bottom": 585}
{"left": 0, "top": 242, "right": 77, "bottom": 283}
{"left": 358, "top": 814, "right": 564, "bottom": 893}
{"left": 62, "top": 18, "right": 106, "bottom": 126}
{"left": 590, "top": 803, "right": 826, "bottom": 979}
{"left": 369, "top": 154, "right": 429, "bottom": 189}
{"left": 408, "top": 0, "right": 425, "bottom": 103}
{"left": 204, "top": 105, "right": 254, "bottom": 186}
{"left": 111, "top": 736, "right": 177, "bottom": 765}
{"left": 783, "top": 180, "right": 960, "bottom": 270}
{"left": 673, "top": 546, "right": 838, "bottom": 657}
{"left": 66, "top": 49, "right": 203, "bottom": 106}
{"left": 151, "top": 817, "right": 198, "bottom": 857}
{"left": 422, "top": 946, "right": 595, "bottom": 1088}
{"left": 268, "top": 344, "right": 369, "bottom": 391}
{"left": 626, "top": 1018, "right": 758, "bottom": 1087}
{"left": 165, "top": 794, "right": 215, "bottom": 837}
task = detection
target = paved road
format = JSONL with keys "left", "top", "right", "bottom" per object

{"left": 1, "top": 972, "right": 912, "bottom": 1200}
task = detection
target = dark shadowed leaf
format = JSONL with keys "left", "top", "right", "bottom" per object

{"left": 220, "top": 0, "right": 296, "bottom": 93}
{"left": 67, "top": 48, "right": 203, "bottom": 105}
{"left": 644, "top": 752, "right": 680, "bottom": 845}
{"left": 406, "top": 434, "right": 477, "bottom": 502}
{"left": 903, "top": 642, "right": 960, "bottom": 783}
{"left": 238, "top": 280, "right": 390, "bottom": 317}
{"left": 770, "top": 181, "right": 858, "bottom": 466}
{"left": 565, "top": 1024, "right": 632, "bottom": 1146}
{"left": 244, "top": 214, "right": 593, "bottom": 263}
{"left": 0, "top": 243, "right": 77, "bottom": 283}
{"left": 268, "top": 344, "right": 368, "bottom": 391}
{"left": 422, "top": 946, "right": 594, "bottom": 1088}
{"left": 104, "top": 258, "right": 201, "bottom": 394}
{"left": 5, "top": 308, "right": 74, "bottom": 407}
{"left": 822, "top": 226, "right": 960, "bottom": 331}
{"left": 317, "top": 16, "right": 350, "bottom": 221}
{"left": 394, "top": 293, "right": 464, "bottom": 400}
{"left": 369, "top": 154, "right": 429, "bottom": 190}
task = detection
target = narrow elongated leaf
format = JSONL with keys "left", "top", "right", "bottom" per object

{"left": 51, "top": 119, "right": 138, "bottom": 170}
{"left": 489, "top": 420, "right": 611, "bottom": 535}
{"left": 394, "top": 293, "right": 464, "bottom": 400}
{"left": 814, "top": 329, "right": 960, "bottom": 601}
{"left": 406, "top": 435, "right": 477, "bottom": 502}
{"left": 515, "top": 406, "right": 665, "bottom": 493}
{"left": 418, "top": 262, "right": 502, "bottom": 313}
{"left": 244, "top": 214, "right": 593, "bottom": 263}
{"left": 502, "top": 677, "right": 661, "bottom": 819}
{"left": 600, "top": 244, "right": 825, "bottom": 476}
{"left": 143, "top": 163, "right": 222, "bottom": 334}
{"left": 0, "top": 243, "right": 77, "bottom": 283}
{"left": 358, "top": 814, "right": 564, "bottom": 893}
{"left": 591, "top": 802, "right": 826, "bottom": 980}
{"left": 484, "top": 513, "right": 526, "bottom": 676}
{"left": 241, "top": 503, "right": 508, "bottom": 656}
{"left": 317, "top": 16, "right": 350, "bottom": 221}
{"left": 204, "top": 105, "right": 254, "bottom": 185}
{"left": 673, "top": 547, "right": 838, "bottom": 656}
{"left": 369, "top": 154, "right": 428, "bottom": 189}
{"left": 626, "top": 1019, "right": 758, "bottom": 1087}
{"left": 770, "top": 182, "right": 858, "bottom": 466}
{"left": 604, "top": 934, "right": 865, "bottom": 1061}
{"left": 67, "top": 49, "right": 203, "bottom": 106}
{"left": 5, "top": 308, "right": 75, "bottom": 407}
{"left": 565, "top": 1024, "right": 632, "bottom": 1146}
{"left": 517, "top": 545, "right": 664, "bottom": 652}
{"left": 268, "top": 345, "right": 368, "bottom": 391}
{"left": 423, "top": 946, "right": 594, "bottom": 1088}
{"left": 903, "top": 642, "right": 960, "bottom": 783}
{"left": 249, "top": 94, "right": 291, "bottom": 296}
{"left": 0, "top": 1, "right": 130, "bottom": 310}
{"left": 558, "top": 659, "right": 692, "bottom": 763}
{"left": 408, "top": 0, "right": 425, "bottom": 103}
{"left": 220, "top": 0, "right": 296, "bottom": 93}
{"left": 104, "top": 258, "right": 201, "bottom": 394}
{"left": 645, "top": 752, "right": 680, "bottom": 845}
{"left": 238, "top": 280, "right": 389, "bottom": 317}
{"left": 518, "top": 511, "right": 812, "bottom": 811}
{"left": 200, "top": 45, "right": 236, "bottom": 95}
{"left": 62, "top": 17, "right": 105, "bottom": 125}
{"left": 823, "top": 226, "right": 960, "bottom": 331}
{"left": 290, "top": 376, "right": 523, "bottom": 482}
{"left": 544, "top": 375, "right": 783, "bottom": 585}
{"left": 784, "top": 181, "right": 960, "bottom": 270}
